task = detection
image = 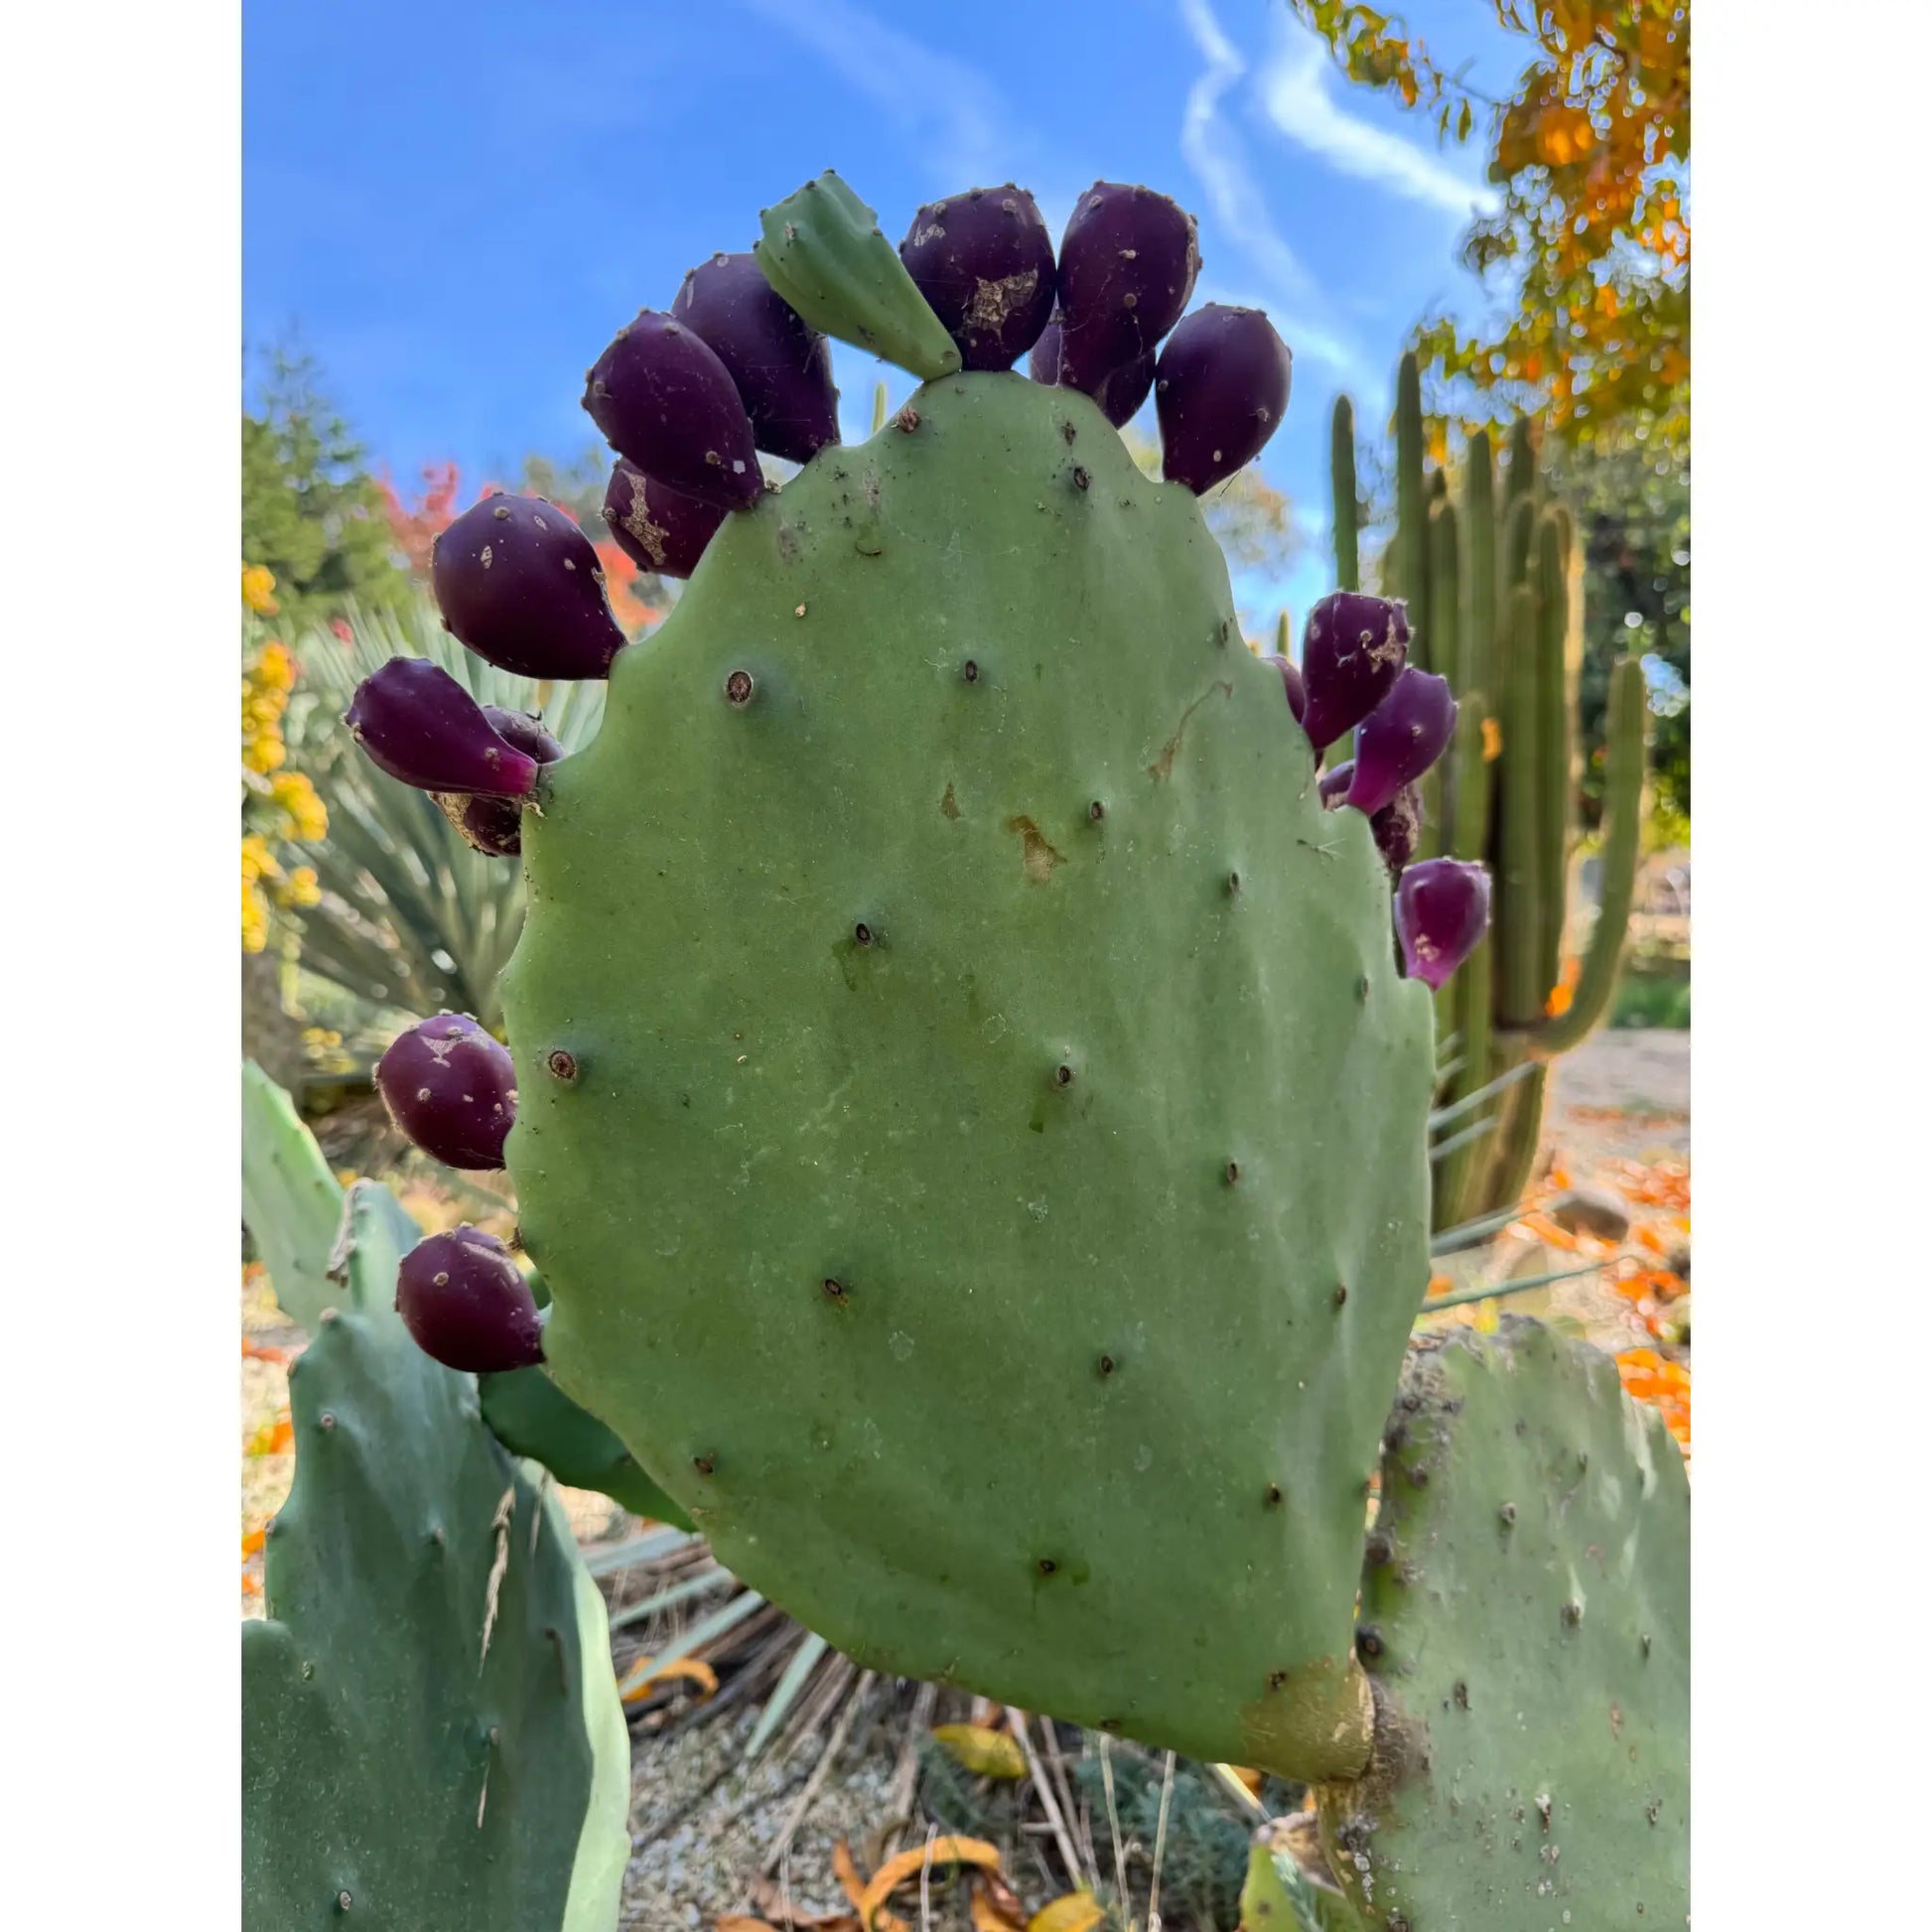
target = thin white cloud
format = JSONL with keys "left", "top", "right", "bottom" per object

{"left": 1174, "top": 0, "right": 1369, "bottom": 386}
{"left": 737, "top": 0, "right": 1009, "bottom": 190}
{"left": 1258, "top": 26, "right": 1498, "bottom": 220}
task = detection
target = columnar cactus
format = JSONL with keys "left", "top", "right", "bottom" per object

{"left": 319, "top": 171, "right": 1685, "bottom": 1927}
{"left": 1330, "top": 352, "right": 1651, "bottom": 1224}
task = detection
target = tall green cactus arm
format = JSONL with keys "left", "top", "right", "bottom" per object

{"left": 1393, "top": 352, "right": 1430, "bottom": 668}
{"left": 1435, "top": 701, "right": 1495, "bottom": 1227}
{"left": 242, "top": 1189, "right": 630, "bottom": 1932}
{"left": 1314, "top": 1317, "right": 1688, "bottom": 1930}
{"left": 1501, "top": 413, "right": 1537, "bottom": 518}
{"left": 1457, "top": 431, "right": 1495, "bottom": 705}
{"left": 755, "top": 172, "right": 961, "bottom": 380}
{"left": 1419, "top": 499, "right": 1460, "bottom": 868}
{"left": 1330, "top": 395, "right": 1359, "bottom": 592}
{"left": 503, "top": 374, "right": 1428, "bottom": 1783}
{"left": 1537, "top": 654, "right": 1649, "bottom": 1054}
{"left": 1533, "top": 513, "right": 1574, "bottom": 996}
{"left": 1494, "top": 586, "right": 1545, "bottom": 1029}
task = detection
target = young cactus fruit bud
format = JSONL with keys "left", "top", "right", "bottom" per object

{"left": 583, "top": 311, "right": 764, "bottom": 511}
{"left": 1299, "top": 592, "right": 1410, "bottom": 752}
{"left": 375, "top": 1013, "right": 518, "bottom": 1170}
{"left": 898, "top": 185, "right": 1056, "bottom": 371}
{"left": 430, "top": 493, "right": 627, "bottom": 680}
{"left": 431, "top": 706, "right": 563, "bottom": 857}
{"left": 1154, "top": 304, "right": 1291, "bottom": 494}
{"left": 602, "top": 459, "right": 728, "bottom": 580}
{"left": 1395, "top": 857, "right": 1492, "bottom": 990}
{"left": 1054, "top": 182, "right": 1200, "bottom": 393}
{"left": 1266, "top": 653, "right": 1307, "bottom": 724}
{"left": 1346, "top": 667, "right": 1457, "bottom": 817}
{"left": 672, "top": 252, "right": 840, "bottom": 464}
{"left": 345, "top": 658, "right": 540, "bottom": 797}
{"left": 395, "top": 1226, "right": 544, "bottom": 1374}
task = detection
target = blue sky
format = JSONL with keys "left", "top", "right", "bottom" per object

{"left": 245, "top": 0, "right": 1521, "bottom": 631}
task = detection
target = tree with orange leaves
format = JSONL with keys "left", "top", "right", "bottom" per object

{"left": 1287, "top": 2, "right": 1688, "bottom": 456}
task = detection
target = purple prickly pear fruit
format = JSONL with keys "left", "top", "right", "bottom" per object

{"left": 1298, "top": 592, "right": 1411, "bottom": 752}
{"left": 602, "top": 458, "right": 728, "bottom": 581}
{"left": 671, "top": 253, "right": 840, "bottom": 464}
{"left": 438, "top": 792, "right": 524, "bottom": 857}
{"left": 481, "top": 705, "right": 563, "bottom": 765}
{"left": 1054, "top": 182, "right": 1200, "bottom": 394}
{"left": 1155, "top": 304, "right": 1292, "bottom": 494}
{"left": 1028, "top": 313, "right": 1155, "bottom": 427}
{"left": 430, "top": 492, "right": 626, "bottom": 681}
{"left": 582, "top": 311, "right": 764, "bottom": 511}
{"left": 1029, "top": 311, "right": 1063, "bottom": 383}
{"left": 898, "top": 185, "right": 1056, "bottom": 371}
{"left": 430, "top": 707, "right": 563, "bottom": 857}
{"left": 1346, "top": 667, "right": 1457, "bottom": 817}
{"left": 1317, "top": 759, "right": 1353, "bottom": 808}
{"left": 1395, "top": 858, "right": 1492, "bottom": 990}
{"left": 375, "top": 1013, "right": 518, "bottom": 1170}
{"left": 1265, "top": 653, "right": 1307, "bottom": 724}
{"left": 345, "top": 658, "right": 540, "bottom": 798}
{"left": 1371, "top": 784, "right": 1423, "bottom": 880}
{"left": 395, "top": 1226, "right": 544, "bottom": 1373}
{"left": 1095, "top": 347, "right": 1157, "bottom": 427}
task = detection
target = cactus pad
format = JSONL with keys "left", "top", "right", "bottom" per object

{"left": 1315, "top": 1315, "right": 1689, "bottom": 1928}
{"left": 242, "top": 1186, "right": 629, "bottom": 1931}
{"left": 502, "top": 369, "right": 1436, "bottom": 1776}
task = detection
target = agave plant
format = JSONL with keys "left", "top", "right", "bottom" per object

{"left": 283, "top": 593, "right": 608, "bottom": 1031}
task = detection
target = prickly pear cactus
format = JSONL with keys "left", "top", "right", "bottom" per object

{"left": 502, "top": 369, "right": 1436, "bottom": 1775}
{"left": 1314, "top": 1315, "right": 1689, "bottom": 1928}
{"left": 242, "top": 1184, "right": 629, "bottom": 1932}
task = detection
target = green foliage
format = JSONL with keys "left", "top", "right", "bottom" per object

{"left": 1546, "top": 436, "right": 1690, "bottom": 828}
{"left": 242, "top": 347, "right": 411, "bottom": 628}
{"left": 241, "top": 1177, "right": 628, "bottom": 1930}
{"left": 282, "top": 591, "right": 605, "bottom": 1031}
{"left": 505, "top": 372, "right": 1431, "bottom": 1779}
{"left": 1315, "top": 1317, "right": 1689, "bottom": 1930}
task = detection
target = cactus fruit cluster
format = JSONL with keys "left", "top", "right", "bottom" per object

{"left": 295, "top": 169, "right": 1686, "bottom": 1926}
{"left": 1330, "top": 352, "right": 1651, "bottom": 1225}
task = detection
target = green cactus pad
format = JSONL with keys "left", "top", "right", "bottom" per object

{"left": 242, "top": 1187, "right": 629, "bottom": 1932}
{"left": 241, "top": 1061, "right": 351, "bottom": 1332}
{"left": 481, "top": 1363, "right": 694, "bottom": 1530}
{"left": 502, "top": 370, "right": 1435, "bottom": 1777}
{"left": 756, "top": 172, "right": 962, "bottom": 380}
{"left": 1314, "top": 1315, "right": 1689, "bottom": 1929}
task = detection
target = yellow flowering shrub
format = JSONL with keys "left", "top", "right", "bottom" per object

{"left": 242, "top": 567, "right": 329, "bottom": 952}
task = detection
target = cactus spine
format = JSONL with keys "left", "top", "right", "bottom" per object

{"left": 1331, "top": 359, "right": 1651, "bottom": 1223}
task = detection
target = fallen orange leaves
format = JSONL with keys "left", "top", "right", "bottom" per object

{"left": 242, "top": 1527, "right": 266, "bottom": 1559}
{"left": 931, "top": 1723, "right": 1028, "bottom": 1779}
{"left": 619, "top": 1655, "right": 719, "bottom": 1706}
{"left": 1617, "top": 1346, "right": 1690, "bottom": 1459}
{"left": 1028, "top": 1895, "right": 1103, "bottom": 1932}
{"left": 858, "top": 1838, "right": 1004, "bottom": 1930}
{"left": 243, "top": 1337, "right": 291, "bottom": 1364}
{"left": 245, "top": 1416, "right": 295, "bottom": 1457}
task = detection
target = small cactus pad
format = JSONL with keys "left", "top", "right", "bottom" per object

{"left": 755, "top": 172, "right": 963, "bottom": 380}
{"left": 242, "top": 1191, "right": 629, "bottom": 1931}
{"left": 1314, "top": 1316, "right": 1689, "bottom": 1929}
{"left": 501, "top": 371, "right": 1434, "bottom": 1776}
